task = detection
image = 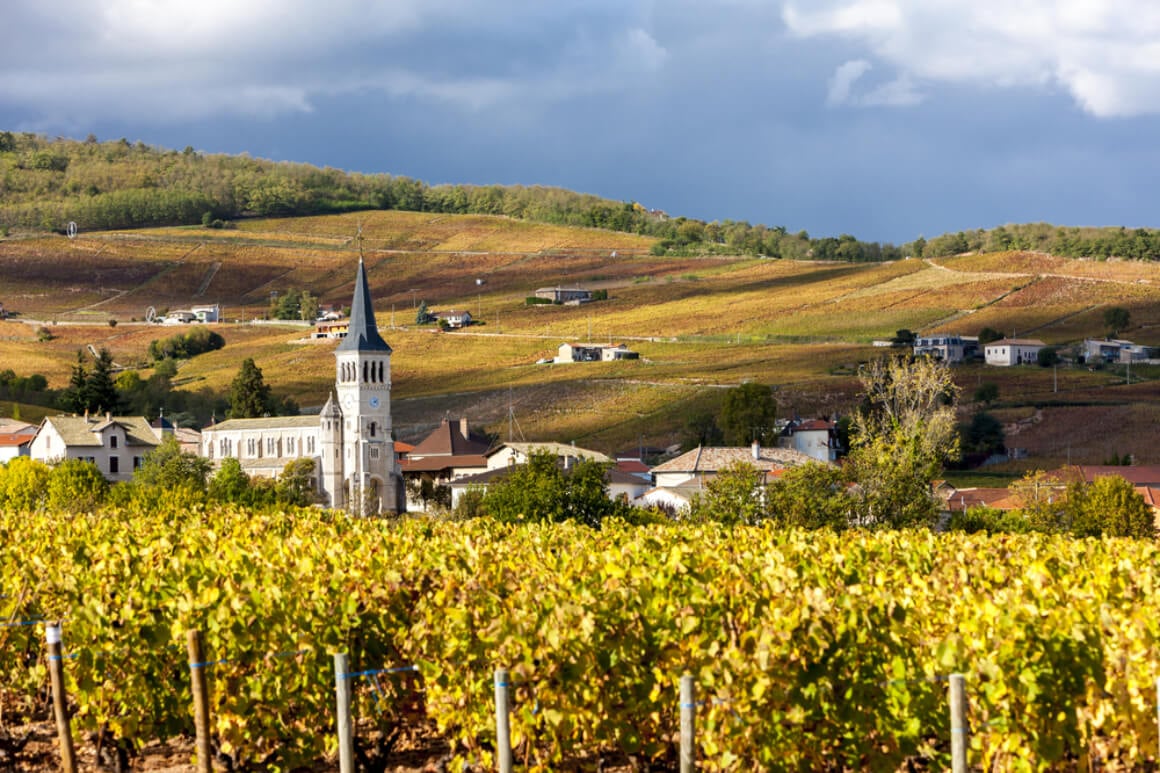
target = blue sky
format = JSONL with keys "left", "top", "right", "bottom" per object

{"left": 3, "top": 0, "right": 1160, "bottom": 244}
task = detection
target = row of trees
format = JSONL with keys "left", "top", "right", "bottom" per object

{"left": 0, "top": 436, "right": 317, "bottom": 513}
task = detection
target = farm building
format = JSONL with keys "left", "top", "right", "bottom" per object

{"left": 984, "top": 338, "right": 1045, "bottom": 366}
{"left": 535, "top": 287, "right": 592, "bottom": 304}
{"left": 432, "top": 310, "right": 472, "bottom": 328}
{"left": 555, "top": 342, "right": 639, "bottom": 363}
{"left": 29, "top": 413, "right": 162, "bottom": 482}
{"left": 1084, "top": 339, "right": 1152, "bottom": 364}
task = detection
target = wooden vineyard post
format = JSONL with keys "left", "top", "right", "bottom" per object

{"left": 334, "top": 653, "right": 354, "bottom": 773}
{"left": 45, "top": 622, "right": 77, "bottom": 773}
{"left": 495, "top": 667, "right": 512, "bottom": 773}
{"left": 680, "top": 673, "right": 695, "bottom": 773}
{"left": 949, "top": 672, "right": 968, "bottom": 773}
{"left": 186, "top": 630, "right": 213, "bottom": 773}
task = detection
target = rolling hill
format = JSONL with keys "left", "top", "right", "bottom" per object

{"left": 3, "top": 210, "right": 1160, "bottom": 472}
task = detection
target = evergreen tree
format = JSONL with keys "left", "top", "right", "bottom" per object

{"left": 60, "top": 350, "right": 88, "bottom": 413}
{"left": 83, "top": 348, "right": 120, "bottom": 413}
{"left": 415, "top": 300, "right": 433, "bottom": 325}
{"left": 228, "top": 358, "right": 271, "bottom": 418}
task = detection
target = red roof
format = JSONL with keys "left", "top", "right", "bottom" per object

{"left": 616, "top": 459, "right": 650, "bottom": 475}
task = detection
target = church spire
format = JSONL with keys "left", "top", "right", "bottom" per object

{"left": 336, "top": 257, "right": 392, "bottom": 353}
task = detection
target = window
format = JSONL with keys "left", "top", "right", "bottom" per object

{"left": 306, "top": 437, "right": 315, "bottom": 454}
{"left": 110, "top": 436, "right": 118, "bottom": 449}
{"left": 109, "top": 457, "right": 119, "bottom": 474}
{"left": 247, "top": 438, "right": 257, "bottom": 456}
{"left": 370, "top": 447, "right": 380, "bottom": 460}
{"left": 267, "top": 437, "right": 277, "bottom": 455}
{"left": 287, "top": 437, "right": 296, "bottom": 455}
{"left": 369, "top": 422, "right": 377, "bottom": 438}
{"left": 133, "top": 456, "right": 142, "bottom": 469}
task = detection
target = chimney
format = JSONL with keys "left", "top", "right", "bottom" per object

{"left": 752, "top": 440, "right": 760, "bottom": 461}
{"left": 459, "top": 417, "right": 469, "bottom": 438}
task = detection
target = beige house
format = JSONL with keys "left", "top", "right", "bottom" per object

{"left": 30, "top": 414, "right": 162, "bottom": 482}
{"left": 650, "top": 443, "right": 818, "bottom": 489}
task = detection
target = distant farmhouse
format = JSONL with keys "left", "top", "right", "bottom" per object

{"left": 431, "top": 309, "right": 472, "bottom": 328}
{"left": 984, "top": 338, "right": 1045, "bottom": 366}
{"left": 777, "top": 418, "right": 842, "bottom": 463}
{"left": 314, "top": 319, "right": 350, "bottom": 340}
{"left": 160, "top": 304, "right": 220, "bottom": 325}
{"left": 555, "top": 342, "right": 639, "bottom": 363}
{"left": 536, "top": 287, "right": 592, "bottom": 304}
{"left": 913, "top": 335, "right": 979, "bottom": 364}
{"left": 1084, "top": 338, "right": 1152, "bottom": 364}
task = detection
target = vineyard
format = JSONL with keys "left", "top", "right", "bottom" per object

{"left": 3, "top": 507, "right": 1160, "bottom": 771}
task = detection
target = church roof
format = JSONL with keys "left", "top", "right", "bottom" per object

{"left": 205, "top": 416, "right": 322, "bottom": 432}
{"left": 336, "top": 259, "right": 391, "bottom": 354}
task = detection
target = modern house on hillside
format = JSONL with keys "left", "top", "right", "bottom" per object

{"left": 1084, "top": 339, "right": 1151, "bottom": 364}
{"left": 913, "top": 335, "right": 979, "bottom": 363}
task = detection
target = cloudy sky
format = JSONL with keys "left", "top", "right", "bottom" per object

{"left": 4, "top": 0, "right": 1160, "bottom": 244}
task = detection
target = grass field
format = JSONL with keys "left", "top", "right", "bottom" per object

{"left": 4, "top": 221, "right": 1160, "bottom": 461}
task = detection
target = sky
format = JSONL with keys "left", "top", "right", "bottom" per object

{"left": 4, "top": 0, "right": 1160, "bottom": 244}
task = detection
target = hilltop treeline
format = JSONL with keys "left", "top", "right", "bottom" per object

{"left": 918, "top": 222, "right": 1160, "bottom": 261}
{"left": 5, "top": 132, "right": 1160, "bottom": 261}
{"left": 0, "top": 132, "right": 900, "bottom": 260}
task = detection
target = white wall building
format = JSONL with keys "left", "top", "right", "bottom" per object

{"left": 30, "top": 414, "right": 161, "bottom": 482}
{"left": 984, "top": 338, "right": 1045, "bottom": 366}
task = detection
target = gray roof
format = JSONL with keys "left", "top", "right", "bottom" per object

{"left": 651, "top": 445, "right": 818, "bottom": 474}
{"left": 205, "top": 416, "right": 321, "bottom": 432}
{"left": 42, "top": 415, "right": 160, "bottom": 448}
{"left": 336, "top": 259, "right": 392, "bottom": 353}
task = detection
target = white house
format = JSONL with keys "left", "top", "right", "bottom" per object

{"left": 554, "top": 342, "right": 639, "bottom": 363}
{"left": 984, "top": 338, "right": 1045, "bottom": 366}
{"left": 433, "top": 310, "right": 472, "bottom": 328}
{"left": 535, "top": 287, "right": 592, "bottom": 303}
{"left": 485, "top": 442, "right": 611, "bottom": 470}
{"left": 777, "top": 419, "right": 841, "bottom": 463}
{"left": 200, "top": 259, "right": 404, "bottom": 513}
{"left": 913, "top": 335, "right": 978, "bottom": 363}
{"left": 191, "top": 304, "right": 220, "bottom": 323}
{"left": 30, "top": 413, "right": 162, "bottom": 482}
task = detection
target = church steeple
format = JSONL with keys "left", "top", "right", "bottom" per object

{"left": 336, "top": 258, "right": 391, "bottom": 353}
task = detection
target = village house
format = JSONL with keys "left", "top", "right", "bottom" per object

{"left": 29, "top": 413, "right": 162, "bottom": 482}
{"left": 649, "top": 443, "right": 817, "bottom": 490}
{"left": 314, "top": 319, "right": 350, "bottom": 340}
{"left": 913, "top": 335, "right": 979, "bottom": 363}
{"left": 984, "top": 338, "right": 1045, "bottom": 366}
{"left": 554, "top": 342, "right": 639, "bottom": 363}
{"left": 400, "top": 417, "right": 492, "bottom": 509}
{"left": 777, "top": 418, "right": 842, "bottom": 463}
{"left": 0, "top": 419, "right": 36, "bottom": 463}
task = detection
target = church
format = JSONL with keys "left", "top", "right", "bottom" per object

{"left": 200, "top": 259, "right": 404, "bottom": 513}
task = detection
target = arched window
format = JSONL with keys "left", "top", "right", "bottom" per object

{"left": 369, "top": 422, "right": 377, "bottom": 438}
{"left": 378, "top": 361, "right": 384, "bottom": 383}
{"left": 362, "top": 362, "right": 368, "bottom": 383}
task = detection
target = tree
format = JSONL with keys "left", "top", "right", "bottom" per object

{"left": 1066, "top": 475, "right": 1155, "bottom": 539}
{"left": 481, "top": 449, "right": 628, "bottom": 527}
{"left": 766, "top": 462, "right": 851, "bottom": 530}
{"left": 84, "top": 348, "right": 120, "bottom": 413}
{"left": 0, "top": 457, "right": 51, "bottom": 510}
{"left": 415, "top": 300, "right": 434, "bottom": 325}
{"left": 298, "top": 290, "right": 319, "bottom": 322}
{"left": 209, "top": 457, "right": 252, "bottom": 504}
{"left": 892, "top": 329, "right": 916, "bottom": 346}
{"left": 1009, "top": 470, "right": 1070, "bottom": 533}
{"left": 962, "top": 412, "right": 1005, "bottom": 457}
{"left": 46, "top": 459, "right": 108, "bottom": 513}
{"left": 977, "top": 327, "right": 1004, "bottom": 345}
{"left": 1104, "top": 306, "right": 1130, "bottom": 337}
{"left": 133, "top": 435, "right": 211, "bottom": 495}
{"left": 687, "top": 462, "right": 766, "bottom": 526}
{"left": 846, "top": 355, "right": 959, "bottom": 528}
{"left": 680, "top": 410, "right": 724, "bottom": 451}
{"left": 277, "top": 458, "right": 318, "bottom": 506}
{"left": 973, "top": 382, "right": 999, "bottom": 406}
{"left": 720, "top": 382, "right": 777, "bottom": 446}
{"left": 60, "top": 350, "right": 89, "bottom": 413}
{"left": 228, "top": 358, "right": 271, "bottom": 418}
{"left": 1037, "top": 346, "right": 1060, "bottom": 367}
